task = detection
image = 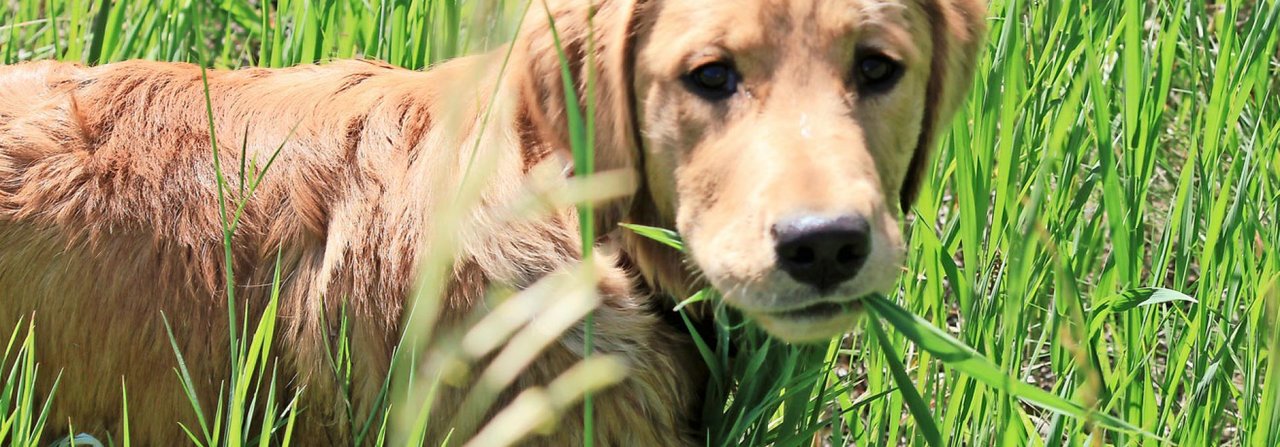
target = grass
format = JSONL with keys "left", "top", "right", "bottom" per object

{"left": 2, "top": 0, "right": 1279, "bottom": 446}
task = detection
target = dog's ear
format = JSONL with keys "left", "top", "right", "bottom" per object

{"left": 516, "top": 0, "right": 649, "bottom": 231}
{"left": 900, "top": 0, "right": 986, "bottom": 212}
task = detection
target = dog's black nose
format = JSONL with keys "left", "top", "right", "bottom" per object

{"left": 772, "top": 215, "right": 871, "bottom": 292}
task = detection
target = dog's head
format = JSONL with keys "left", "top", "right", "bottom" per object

{"left": 519, "top": 0, "right": 985, "bottom": 342}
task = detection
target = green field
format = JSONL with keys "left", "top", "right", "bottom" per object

{"left": 2, "top": 0, "right": 1278, "bottom": 446}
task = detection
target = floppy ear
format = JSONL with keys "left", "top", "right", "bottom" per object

{"left": 900, "top": 0, "right": 987, "bottom": 211}
{"left": 515, "top": 0, "right": 649, "bottom": 232}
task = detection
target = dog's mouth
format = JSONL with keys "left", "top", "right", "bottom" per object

{"left": 725, "top": 287, "right": 869, "bottom": 320}
{"left": 736, "top": 294, "right": 868, "bottom": 342}
{"left": 768, "top": 300, "right": 855, "bottom": 320}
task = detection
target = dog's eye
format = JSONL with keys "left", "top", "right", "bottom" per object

{"left": 685, "top": 63, "right": 739, "bottom": 100}
{"left": 855, "top": 55, "right": 903, "bottom": 94}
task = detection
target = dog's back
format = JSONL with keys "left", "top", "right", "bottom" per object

{"left": 0, "top": 59, "right": 485, "bottom": 444}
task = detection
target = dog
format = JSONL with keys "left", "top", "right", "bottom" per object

{"left": 0, "top": 0, "right": 985, "bottom": 444}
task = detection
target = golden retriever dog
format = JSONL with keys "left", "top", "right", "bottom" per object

{"left": 0, "top": 0, "right": 984, "bottom": 444}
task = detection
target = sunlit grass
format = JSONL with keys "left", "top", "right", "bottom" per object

{"left": 2, "top": 0, "right": 1278, "bottom": 446}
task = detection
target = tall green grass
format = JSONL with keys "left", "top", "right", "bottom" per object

{"left": 2, "top": 0, "right": 1278, "bottom": 446}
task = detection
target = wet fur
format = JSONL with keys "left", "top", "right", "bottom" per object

{"left": 0, "top": 0, "right": 984, "bottom": 444}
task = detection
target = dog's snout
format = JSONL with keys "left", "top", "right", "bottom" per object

{"left": 772, "top": 215, "right": 871, "bottom": 292}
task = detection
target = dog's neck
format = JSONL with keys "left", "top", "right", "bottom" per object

{"left": 618, "top": 203, "right": 702, "bottom": 301}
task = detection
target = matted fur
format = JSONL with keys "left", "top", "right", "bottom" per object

{"left": 0, "top": 0, "right": 984, "bottom": 445}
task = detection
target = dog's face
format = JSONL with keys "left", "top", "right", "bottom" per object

{"left": 521, "top": 0, "right": 984, "bottom": 342}
{"left": 627, "top": 0, "right": 980, "bottom": 341}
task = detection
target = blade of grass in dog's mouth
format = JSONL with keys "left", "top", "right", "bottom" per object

{"left": 862, "top": 294, "right": 1166, "bottom": 441}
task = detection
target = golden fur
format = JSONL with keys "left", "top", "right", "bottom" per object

{"left": 0, "top": 0, "right": 984, "bottom": 444}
